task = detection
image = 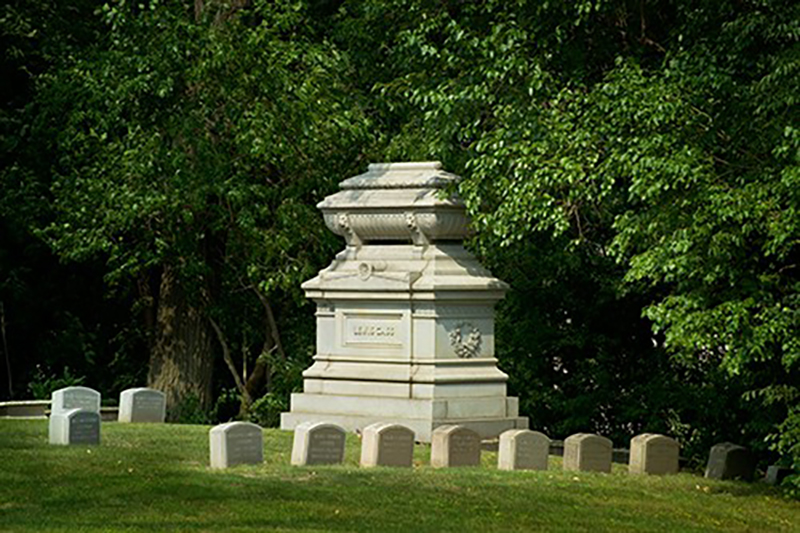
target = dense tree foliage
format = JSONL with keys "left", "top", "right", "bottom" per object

{"left": 2, "top": 0, "right": 798, "bottom": 485}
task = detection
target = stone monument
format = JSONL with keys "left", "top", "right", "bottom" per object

{"left": 280, "top": 162, "right": 527, "bottom": 442}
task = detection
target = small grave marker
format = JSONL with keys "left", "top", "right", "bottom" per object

{"left": 705, "top": 442, "right": 755, "bottom": 481}
{"left": 51, "top": 386, "right": 101, "bottom": 415}
{"left": 209, "top": 422, "right": 264, "bottom": 469}
{"left": 765, "top": 465, "right": 793, "bottom": 486}
{"left": 360, "top": 423, "right": 415, "bottom": 468}
{"left": 118, "top": 388, "right": 166, "bottom": 423}
{"left": 498, "top": 429, "right": 549, "bottom": 471}
{"left": 49, "top": 408, "right": 101, "bottom": 446}
{"left": 431, "top": 425, "right": 481, "bottom": 468}
{"left": 291, "top": 422, "right": 346, "bottom": 466}
{"left": 629, "top": 433, "right": 680, "bottom": 475}
{"left": 563, "top": 433, "right": 612, "bottom": 473}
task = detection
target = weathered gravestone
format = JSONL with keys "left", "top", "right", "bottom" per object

{"left": 498, "top": 429, "right": 550, "bottom": 471}
{"left": 563, "top": 433, "right": 612, "bottom": 473}
{"left": 51, "top": 386, "right": 101, "bottom": 414}
{"left": 49, "top": 408, "right": 101, "bottom": 445}
{"left": 291, "top": 422, "right": 346, "bottom": 466}
{"left": 209, "top": 422, "right": 263, "bottom": 469}
{"left": 705, "top": 442, "right": 756, "bottom": 481}
{"left": 118, "top": 388, "right": 166, "bottom": 423}
{"left": 431, "top": 425, "right": 481, "bottom": 468}
{"left": 765, "top": 465, "right": 794, "bottom": 486}
{"left": 629, "top": 433, "right": 680, "bottom": 475}
{"left": 360, "top": 423, "right": 415, "bottom": 468}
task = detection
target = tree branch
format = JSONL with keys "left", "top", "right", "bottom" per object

{"left": 253, "top": 287, "right": 286, "bottom": 361}
{"left": 209, "top": 315, "right": 252, "bottom": 405}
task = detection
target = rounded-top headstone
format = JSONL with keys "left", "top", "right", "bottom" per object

{"left": 705, "top": 442, "right": 755, "bottom": 481}
{"left": 629, "top": 433, "right": 680, "bottom": 475}
{"left": 360, "top": 423, "right": 415, "bottom": 468}
{"left": 49, "top": 408, "right": 101, "bottom": 446}
{"left": 118, "top": 388, "right": 166, "bottom": 423}
{"left": 51, "top": 386, "right": 101, "bottom": 415}
{"left": 498, "top": 429, "right": 550, "bottom": 471}
{"left": 563, "top": 433, "right": 613, "bottom": 473}
{"left": 209, "top": 421, "right": 264, "bottom": 469}
{"left": 431, "top": 425, "right": 481, "bottom": 468}
{"left": 291, "top": 422, "right": 346, "bottom": 466}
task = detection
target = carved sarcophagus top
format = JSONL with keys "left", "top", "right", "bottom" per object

{"left": 317, "top": 161, "right": 470, "bottom": 246}
{"left": 303, "top": 162, "right": 508, "bottom": 298}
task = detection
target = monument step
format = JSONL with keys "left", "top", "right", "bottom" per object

{"left": 280, "top": 411, "right": 528, "bottom": 443}
{"left": 303, "top": 379, "right": 507, "bottom": 399}
{"left": 289, "top": 393, "right": 518, "bottom": 420}
{"left": 302, "top": 359, "right": 509, "bottom": 384}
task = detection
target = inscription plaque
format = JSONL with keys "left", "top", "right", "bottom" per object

{"left": 291, "top": 422, "right": 346, "bottom": 466}
{"left": 344, "top": 315, "right": 402, "bottom": 346}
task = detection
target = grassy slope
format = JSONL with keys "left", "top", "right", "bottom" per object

{"left": 0, "top": 420, "right": 797, "bottom": 532}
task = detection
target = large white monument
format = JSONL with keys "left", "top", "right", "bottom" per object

{"left": 280, "top": 162, "right": 528, "bottom": 441}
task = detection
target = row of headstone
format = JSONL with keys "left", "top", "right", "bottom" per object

{"left": 44, "top": 389, "right": 769, "bottom": 482}
{"left": 48, "top": 386, "right": 167, "bottom": 446}
{"left": 285, "top": 424, "right": 683, "bottom": 474}
{"left": 287, "top": 423, "right": 539, "bottom": 469}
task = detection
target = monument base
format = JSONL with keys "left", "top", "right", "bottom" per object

{"left": 280, "top": 393, "right": 528, "bottom": 442}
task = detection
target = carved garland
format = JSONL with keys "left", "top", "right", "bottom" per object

{"left": 449, "top": 322, "right": 482, "bottom": 359}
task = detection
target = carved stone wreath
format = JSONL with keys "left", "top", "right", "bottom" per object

{"left": 449, "top": 322, "right": 482, "bottom": 359}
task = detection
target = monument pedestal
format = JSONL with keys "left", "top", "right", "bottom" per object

{"left": 280, "top": 163, "right": 528, "bottom": 441}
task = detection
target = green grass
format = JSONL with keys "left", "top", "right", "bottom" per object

{"left": 0, "top": 420, "right": 797, "bottom": 532}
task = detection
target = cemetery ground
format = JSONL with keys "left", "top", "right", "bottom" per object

{"left": 1, "top": 421, "right": 798, "bottom": 532}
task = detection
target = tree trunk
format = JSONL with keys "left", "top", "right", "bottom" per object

{"left": 147, "top": 265, "right": 214, "bottom": 421}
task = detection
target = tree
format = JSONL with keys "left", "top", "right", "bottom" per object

{"left": 36, "top": 0, "right": 368, "bottom": 416}
{"left": 0, "top": 0, "right": 136, "bottom": 400}
{"left": 334, "top": 0, "right": 799, "bottom": 471}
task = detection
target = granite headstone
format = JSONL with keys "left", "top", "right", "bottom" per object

{"left": 209, "top": 421, "right": 264, "bottom": 469}
{"left": 431, "top": 425, "right": 481, "bottom": 468}
{"left": 563, "top": 433, "right": 612, "bottom": 473}
{"left": 291, "top": 422, "right": 346, "bottom": 466}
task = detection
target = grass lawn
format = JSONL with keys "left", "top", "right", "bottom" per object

{"left": 0, "top": 420, "right": 797, "bottom": 532}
